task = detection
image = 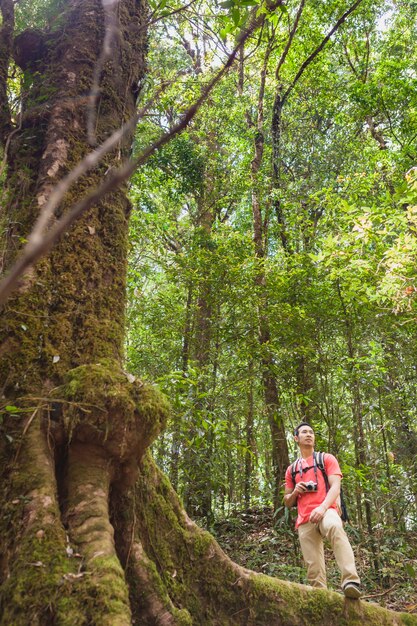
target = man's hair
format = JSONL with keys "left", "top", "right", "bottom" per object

{"left": 294, "top": 421, "right": 313, "bottom": 436}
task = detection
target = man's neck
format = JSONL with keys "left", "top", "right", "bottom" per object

{"left": 300, "top": 446, "right": 314, "bottom": 460}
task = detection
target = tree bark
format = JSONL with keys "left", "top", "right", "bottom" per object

{"left": 244, "top": 360, "right": 256, "bottom": 508}
{"left": 0, "top": 0, "right": 14, "bottom": 146}
{"left": 336, "top": 283, "right": 380, "bottom": 577}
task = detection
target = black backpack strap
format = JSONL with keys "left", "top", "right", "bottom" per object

{"left": 315, "top": 451, "right": 330, "bottom": 492}
{"left": 290, "top": 460, "right": 299, "bottom": 486}
{"left": 316, "top": 451, "right": 349, "bottom": 522}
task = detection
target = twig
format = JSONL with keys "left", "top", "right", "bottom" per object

{"left": 13, "top": 404, "right": 44, "bottom": 462}
{"left": 148, "top": 0, "right": 197, "bottom": 27}
{"left": 0, "top": 111, "right": 22, "bottom": 179}
{"left": 361, "top": 583, "right": 399, "bottom": 599}
{"left": 21, "top": 396, "right": 107, "bottom": 413}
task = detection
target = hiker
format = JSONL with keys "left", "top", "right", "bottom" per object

{"left": 284, "top": 421, "right": 361, "bottom": 599}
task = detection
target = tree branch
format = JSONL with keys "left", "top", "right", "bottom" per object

{"left": 282, "top": 0, "right": 365, "bottom": 105}
{"left": 148, "top": 0, "right": 197, "bottom": 27}
{"left": 25, "top": 76, "right": 178, "bottom": 249}
{"left": 275, "top": 0, "right": 306, "bottom": 81}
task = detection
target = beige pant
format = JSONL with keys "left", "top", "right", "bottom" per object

{"left": 297, "top": 509, "right": 360, "bottom": 589}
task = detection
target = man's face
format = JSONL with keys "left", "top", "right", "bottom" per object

{"left": 295, "top": 425, "right": 315, "bottom": 446}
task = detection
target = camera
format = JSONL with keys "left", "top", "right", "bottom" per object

{"left": 305, "top": 481, "right": 318, "bottom": 492}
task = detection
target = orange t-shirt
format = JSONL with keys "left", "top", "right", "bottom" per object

{"left": 285, "top": 453, "right": 342, "bottom": 528}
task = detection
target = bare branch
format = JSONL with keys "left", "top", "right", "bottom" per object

{"left": 282, "top": 0, "right": 365, "bottom": 105}
{"left": 366, "top": 115, "right": 387, "bottom": 150}
{"left": 148, "top": 0, "right": 197, "bottom": 27}
{"left": 363, "top": 28, "right": 370, "bottom": 82}
{"left": 342, "top": 39, "right": 359, "bottom": 77}
{"left": 275, "top": 0, "right": 306, "bottom": 81}
{"left": 379, "top": 92, "right": 404, "bottom": 149}
{"left": 0, "top": 105, "right": 21, "bottom": 179}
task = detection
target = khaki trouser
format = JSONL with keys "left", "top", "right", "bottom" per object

{"left": 297, "top": 509, "right": 360, "bottom": 589}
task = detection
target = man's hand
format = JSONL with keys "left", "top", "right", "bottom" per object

{"left": 309, "top": 504, "right": 327, "bottom": 524}
{"left": 284, "top": 482, "right": 308, "bottom": 508}
{"left": 293, "top": 482, "right": 308, "bottom": 496}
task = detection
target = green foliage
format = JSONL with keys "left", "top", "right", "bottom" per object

{"left": 14, "top": 0, "right": 67, "bottom": 32}
{"left": 124, "top": 0, "right": 417, "bottom": 554}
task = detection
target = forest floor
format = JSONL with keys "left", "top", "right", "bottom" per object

{"left": 213, "top": 507, "right": 417, "bottom": 615}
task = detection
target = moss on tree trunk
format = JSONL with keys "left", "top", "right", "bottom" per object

{"left": 0, "top": 1, "right": 416, "bottom": 624}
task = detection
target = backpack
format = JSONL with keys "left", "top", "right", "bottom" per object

{"left": 290, "top": 451, "right": 349, "bottom": 522}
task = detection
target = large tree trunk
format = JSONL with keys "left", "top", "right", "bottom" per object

{"left": 0, "top": 1, "right": 414, "bottom": 624}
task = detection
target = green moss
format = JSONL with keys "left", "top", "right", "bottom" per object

{"left": 1, "top": 535, "right": 132, "bottom": 624}
{"left": 52, "top": 359, "right": 170, "bottom": 461}
{"left": 55, "top": 597, "right": 89, "bottom": 626}
{"left": 172, "top": 607, "right": 193, "bottom": 625}
{"left": 246, "top": 573, "right": 417, "bottom": 626}
{"left": 400, "top": 616, "right": 417, "bottom": 626}
{"left": 0, "top": 524, "right": 86, "bottom": 626}
{"left": 191, "top": 529, "right": 216, "bottom": 558}
{"left": 89, "top": 554, "right": 126, "bottom": 584}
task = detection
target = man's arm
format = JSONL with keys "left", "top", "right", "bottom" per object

{"left": 309, "top": 474, "right": 341, "bottom": 524}
{"left": 284, "top": 482, "right": 308, "bottom": 508}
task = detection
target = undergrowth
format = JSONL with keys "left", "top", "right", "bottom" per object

{"left": 213, "top": 507, "right": 417, "bottom": 615}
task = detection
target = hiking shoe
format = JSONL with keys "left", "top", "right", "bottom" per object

{"left": 343, "top": 582, "right": 361, "bottom": 599}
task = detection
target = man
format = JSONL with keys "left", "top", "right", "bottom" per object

{"left": 284, "top": 422, "right": 361, "bottom": 599}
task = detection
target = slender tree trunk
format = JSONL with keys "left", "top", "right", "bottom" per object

{"left": 378, "top": 392, "right": 398, "bottom": 527}
{"left": 183, "top": 199, "right": 216, "bottom": 524}
{"left": 170, "top": 283, "right": 193, "bottom": 490}
{"left": 383, "top": 371, "right": 417, "bottom": 513}
{"left": 336, "top": 284, "right": 380, "bottom": 575}
{"left": 245, "top": 360, "right": 256, "bottom": 508}
{"left": 247, "top": 39, "right": 289, "bottom": 509}
{"left": 0, "top": 0, "right": 14, "bottom": 144}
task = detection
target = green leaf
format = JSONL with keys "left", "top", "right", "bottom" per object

{"left": 405, "top": 563, "right": 416, "bottom": 579}
{"left": 231, "top": 7, "right": 240, "bottom": 25}
{"left": 5, "top": 405, "right": 20, "bottom": 413}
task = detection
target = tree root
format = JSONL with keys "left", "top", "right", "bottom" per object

{"left": 0, "top": 417, "right": 85, "bottom": 625}
{"left": 1, "top": 420, "right": 416, "bottom": 625}
{"left": 130, "top": 452, "right": 417, "bottom": 626}
{"left": 128, "top": 540, "right": 189, "bottom": 625}
{"left": 65, "top": 442, "right": 131, "bottom": 625}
